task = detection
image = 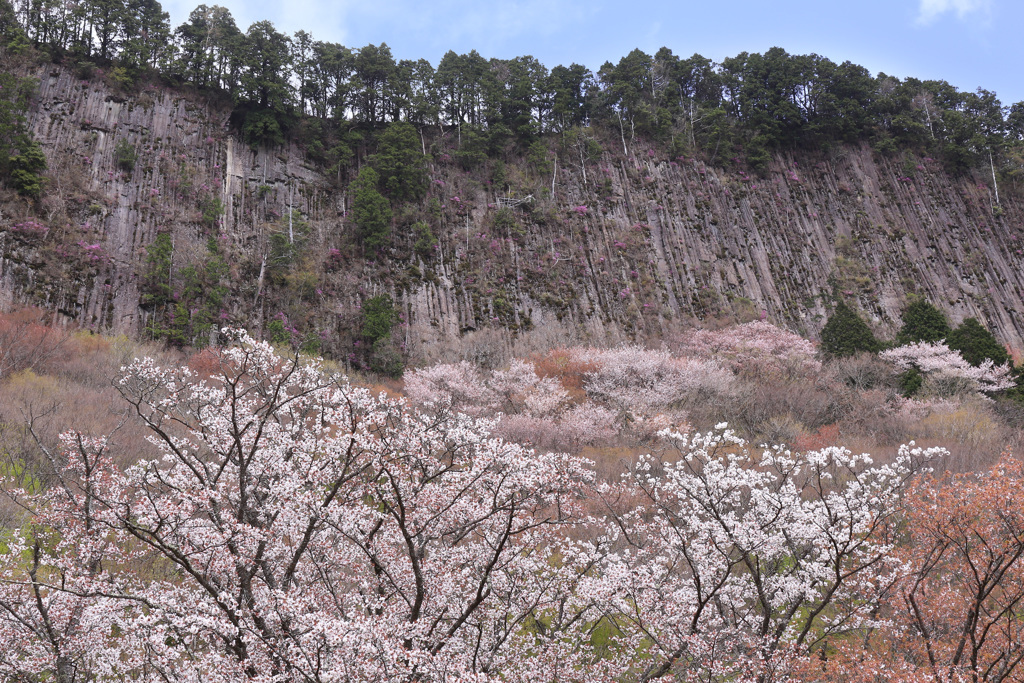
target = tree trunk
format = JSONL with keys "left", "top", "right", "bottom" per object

{"left": 254, "top": 253, "right": 267, "bottom": 307}
{"left": 617, "top": 110, "right": 627, "bottom": 156}
{"left": 990, "top": 149, "right": 1000, "bottom": 207}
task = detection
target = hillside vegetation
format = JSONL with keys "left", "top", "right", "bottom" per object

{"left": 6, "top": 1, "right": 1024, "bottom": 680}
{"left": 0, "top": 0, "right": 1023, "bottom": 372}
{"left": 0, "top": 313, "right": 1021, "bottom": 681}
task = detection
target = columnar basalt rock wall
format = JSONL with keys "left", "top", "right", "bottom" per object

{"left": 4, "top": 67, "right": 1022, "bottom": 354}
{"left": 549, "top": 149, "right": 1023, "bottom": 345}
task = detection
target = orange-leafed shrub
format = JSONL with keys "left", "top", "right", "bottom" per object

{"left": 186, "top": 348, "right": 223, "bottom": 378}
{"left": 814, "top": 451, "right": 1024, "bottom": 683}
{"left": 0, "top": 308, "right": 69, "bottom": 377}
{"left": 894, "top": 452, "right": 1024, "bottom": 681}
{"left": 530, "top": 347, "right": 597, "bottom": 400}
{"left": 791, "top": 423, "right": 841, "bottom": 453}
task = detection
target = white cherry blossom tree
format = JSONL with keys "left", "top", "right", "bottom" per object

{"left": 0, "top": 331, "right": 950, "bottom": 683}
{"left": 592, "top": 426, "right": 943, "bottom": 683}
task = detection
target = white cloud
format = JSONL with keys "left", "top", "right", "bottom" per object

{"left": 917, "top": 0, "right": 992, "bottom": 24}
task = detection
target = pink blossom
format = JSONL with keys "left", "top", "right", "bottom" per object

{"left": 0, "top": 332, "right": 602, "bottom": 681}
{"left": 881, "top": 341, "right": 1014, "bottom": 395}
{"left": 10, "top": 220, "right": 49, "bottom": 237}
{"left": 684, "top": 321, "right": 821, "bottom": 377}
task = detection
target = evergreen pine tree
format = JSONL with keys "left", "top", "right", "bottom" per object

{"left": 361, "top": 294, "right": 402, "bottom": 376}
{"left": 820, "top": 300, "right": 880, "bottom": 357}
{"left": 946, "top": 317, "right": 1010, "bottom": 367}
{"left": 372, "top": 122, "right": 427, "bottom": 201}
{"left": 350, "top": 167, "right": 392, "bottom": 252}
{"left": 897, "top": 299, "right": 950, "bottom": 344}
{"left": 361, "top": 294, "right": 397, "bottom": 343}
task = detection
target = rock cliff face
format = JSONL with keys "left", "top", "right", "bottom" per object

{"left": 4, "top": 66, "right": 1023, "bottom": 355}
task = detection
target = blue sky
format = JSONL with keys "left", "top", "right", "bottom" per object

{"left": 162, "top": 0, "right": 1024, "bottom": 105}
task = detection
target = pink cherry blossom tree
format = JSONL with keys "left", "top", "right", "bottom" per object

{"left": 684, "top": 321, "right": 822, "bottom": 377}
{"left": 1, "top": 330, "right": 969, "bottom": 683}
{"left": 881, "top": 341, "right": 1014, "bottom": 396}
{"left": 402, "top": 360, "right": 497, "bottom": 415}
{"left": 0, "top": 434, "right": 140, "bottom": 683}
{"left": 404, "top": 358, "right": 618, "bottom": 451}
{"left": 572, "top": 346, "right": 735, "bottom": 425}
{"left": 2, "top": 331, "right": 604, "bottom": 682}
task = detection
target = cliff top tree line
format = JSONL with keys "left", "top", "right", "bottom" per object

{"left": 2, "top": 0, "right": 1024, "bottom": 181}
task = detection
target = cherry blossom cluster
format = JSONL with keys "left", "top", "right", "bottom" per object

{"left": 405, "top": 345, "right": 737, "bottom": 446}
{"left": 683, "top": 320, "right": 822, "bottom": 376}
{"left": 571, "top": 345, "right": 736, "bottom": 418}
{"left": 404, "top": 358, "right": 616, "bottom": 449}
{"left": 2, "top": 330, "right": 999, "bottom": 683}
{"left": 1, "top": 331, "right": 603, "bottom": 682}
{"left": 589, "top": 425, "right": 945, "bottom": 682}
{"left": 881, "top": 341, "right": 1015, "bottom": 395}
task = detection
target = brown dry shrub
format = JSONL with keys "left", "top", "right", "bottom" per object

{"left": 755, "top": 414, "right": 805, "bottom": 447}
{"left": 0, "top": 370, "right": 63, "bottom": 479}
{"left": 49, "top": 333, "right": 122, "bottom": 387}
{"left": 530, "top": 348, "right": 597, "bottom": 402}
{"left": 0, "top": 369, "right": 131, "bottom": 481}
{"left": 724, "top": 377, "right": 844, "bottom": 442}
{"left": 579, "top": 444, "right": 644, "bottom": 482}
{"left": 833, "top": 387, "right": 908, "bottom": 446}
{"left": 414, "top": 327, "right": 512, "bottom": 370}
{"left": 991, "top": 399, "right": 1024, "bottom": 452}
{"left": 911, "top": 401, "right": 1011, "bottom": 472}
{"left": 0, "top": 322, "right": 178, "bottom": 486}
{"left": 830, "top": 352, "right": 898, "bottom": 392}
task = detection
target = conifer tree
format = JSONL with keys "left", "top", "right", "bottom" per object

{"left": 897, "top": 299, "right": 951, "bottom": 344}
{"left": 946, "top": 317, "right": 1010, "bottom": 367}
{"left": 350, "top": 166, "right": 392, "bottom": 252}
{"left": 0, "top": 73, "right": 46, "bottom": 197}
{"left": 820, "top": 300, "right": 879, "bottom": 357}
{"left": 372, "top": 121, "right": 427, "bottom": 201}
